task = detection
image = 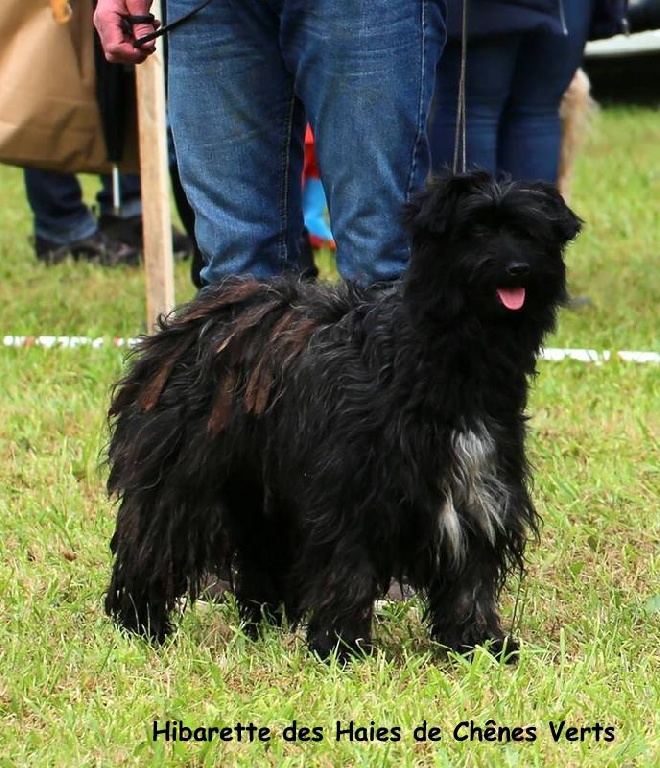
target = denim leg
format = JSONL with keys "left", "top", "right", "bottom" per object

{"left": 97, "top": 173, "right": 143, "bottom": 218}
{"left": 167, "top": 0, "right": 305, "bottom": 284}
{"left": 281, "top": 0, "right": 446, "bottom": 284}
{"left": 24, "top": 169, "right": 96, "bottom": 243}
{"left": 430, "top": 36, "right": 522, "bottom": 176}
{"left": 500, "top": 0, "right": 595, "bottom": 181}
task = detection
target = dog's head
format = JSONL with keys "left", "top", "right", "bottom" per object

{"left": 402, "top": 171, "right": 582, "bottom": 324}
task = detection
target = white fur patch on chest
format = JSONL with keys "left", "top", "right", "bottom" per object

{"left": 438, "top": 422, "right": 510, "bottom": 563}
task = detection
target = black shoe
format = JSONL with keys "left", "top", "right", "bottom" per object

{"left": 98, "top": 213, "right": 192, "bottom": 258}
{"left": 35, "top": 231, "right": 140, "bottom": 266}
{"left": 33, "top": 237, "right": 70, "bottom": 265}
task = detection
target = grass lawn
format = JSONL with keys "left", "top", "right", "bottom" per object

{"left": 0, "top": 103, "right": 658, "bottom": 767}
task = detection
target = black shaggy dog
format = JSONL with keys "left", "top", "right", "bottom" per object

{"left": 105, "top": 171, "right": 581, "bottom": 662}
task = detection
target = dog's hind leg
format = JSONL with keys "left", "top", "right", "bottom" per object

{"left": 425, "top": 543, "right": 519, "bottom": 663}
{"left": 301, "top": 546, "right": 379, "bottom": 663}
{"left": 105, "top": 563, "right": 179, "bottom": 644}
{"left": 223, "top": 482, "right": 292, "bottom": 638}
{"left": 233, "top": 531, "right": 289, "bottom": 638}
{"left": 105, "top": 516, "right": 180, "bottom": 643}
{"left": 105, "top": 494, "right": 215, "bottom": 643}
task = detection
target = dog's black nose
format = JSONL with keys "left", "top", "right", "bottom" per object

{"left": 506, "top": 262, "right": 530, "bottom": 276}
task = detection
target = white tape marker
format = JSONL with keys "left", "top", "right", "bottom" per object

{"left": 2, "top": 336, "right": 659, "bottom": 363}
{"left": 541, "top": 347, "right": 660, "bottom": 364}
{"left": 2, "top": 335, "right": 137, "bottom": 349}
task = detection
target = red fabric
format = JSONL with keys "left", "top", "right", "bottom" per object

{"left": 304, "top": 125, "right": 320, "bottom": 180}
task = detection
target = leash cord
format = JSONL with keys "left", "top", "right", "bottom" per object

{"left": 452, "top": 0, "right": 468, "bottom": 174}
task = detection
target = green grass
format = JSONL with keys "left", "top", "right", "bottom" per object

{"left": 1, "top": 104, "right": 658, "bottom": 767}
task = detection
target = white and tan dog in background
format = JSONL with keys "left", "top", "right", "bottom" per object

{"left": 558, "top": 68, "right": 598, "bottom": 201}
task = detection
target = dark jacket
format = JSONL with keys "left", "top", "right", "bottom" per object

{"left": 446, "top": 0, "right": 628, "bottom": 41}
{"left": 591, "top": 0, "right": 629, "bottom": 39}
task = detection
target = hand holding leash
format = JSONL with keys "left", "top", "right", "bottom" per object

{"left": 94, "top": 0, "right": 159, "bottom": 64}
{"left": 126, "top": 0, "right": 214, "bottom": 48}
{"left": 95, "top": 0, "right": 212, "bottom": 63}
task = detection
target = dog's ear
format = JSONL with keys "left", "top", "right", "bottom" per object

{"left": 526, "top": 181, "right": 583, "bottom": 244}
{"left": 402, "top": 170, "right": 493, "bottom": 240}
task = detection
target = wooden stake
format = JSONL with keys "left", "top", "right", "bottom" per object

{"left": 135, "top": 0, "right": 175, "bottom": 331}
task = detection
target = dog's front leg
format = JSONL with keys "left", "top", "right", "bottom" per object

{"left": 302, "top": 547, "right": 378, "bottom": 663}
{"left": 425, "top": 543, "right": 519, "bottom": 662}
{"left": 234, "top": 543, "right": 287, "bottom": 638}
{"left": 306, "top": 603, "right": 375, "bottom": 664}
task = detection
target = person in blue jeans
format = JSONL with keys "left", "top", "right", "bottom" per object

{"left": 25, "top": 168, "right": 193, "bottom": 266}
{"left": 24, "top": 169, "right": 142, "bottom": 265}
{"left": 94, "top": 0, "right": 447, "bottom": 287}
{"left": 429, "top": 0, "right": 627, "bottom": 183}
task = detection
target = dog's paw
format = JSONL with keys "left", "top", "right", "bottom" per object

{"left": 454, "top": 637, "right": 519, "bottom": 664}
{"left": 238, "top": 600, "right": 285, "bottom": 640}
{"left": 435, "top": 628, "right": 520, "bottom": 664}
{"left": 105, "top": 590, "right": 173, "bottom": 644}
{"left": 111, "top": 610, "right": 173, "bottom": 644}
{"left": 307, "top": 629, "right": 374, "bottom": 665}
{"left": 486, "top": 635, "right": 520, "bottom": 663}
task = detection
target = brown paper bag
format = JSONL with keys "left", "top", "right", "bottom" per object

{"left": 0, "top": 0, "right": 138, "bottom": 174}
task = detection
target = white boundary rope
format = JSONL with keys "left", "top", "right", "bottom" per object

{"left": 541, "top": 347, "right": 659, "bottom": 364}
{"left": 2, "top": 335, "right": 659, "bottom": 363}
{"left": 3, "top": 335, "right": 138, "bottom": 349}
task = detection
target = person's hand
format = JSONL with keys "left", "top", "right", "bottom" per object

{"left": 94, "top": 0, "right": 159, "bottom": 64}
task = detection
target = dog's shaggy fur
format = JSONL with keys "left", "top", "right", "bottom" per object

{"left": 105, "top": 171, "right": 581, "bottom": 662}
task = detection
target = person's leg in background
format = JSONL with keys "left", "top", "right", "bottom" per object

{"left": 500, "top": 1, "right": 595, "bottom": 309}
{"left": 24, "top": 167, "right": 138, "bottom": 265}
{"left": 96, "top": 171, "right": 192, "bottom": 258}
{"left": 498, "top": 0, "right": 595, "bottom": 181}
{"left": 429, "top": 34, "right": 521, "bottom": 175}
{"left": 167, "top": 0, "right": 305, "bottom": 286}
{"left": 25, "top": 169, "right": 96, "bottom": 246}
{"left": 284, "top": 0, "right": 446, "bottom": 285}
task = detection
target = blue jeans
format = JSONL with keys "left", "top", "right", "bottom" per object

{"left": 24, "top": 169, "right": 142, "bottom": 243}
{"left": 167, "top": 0, "right": 446, "bottom": 286}
{"left": 430, "top": 1, "right": 593, "bottom": 181}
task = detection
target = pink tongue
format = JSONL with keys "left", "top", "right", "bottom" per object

{"left": 497, "top": 287, "right": 526, "bottom": 310}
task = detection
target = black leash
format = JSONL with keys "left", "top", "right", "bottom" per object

{"left": 121, "top": 0, "right": 213, "bottom": 48}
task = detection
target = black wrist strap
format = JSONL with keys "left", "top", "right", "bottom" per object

{"left": 122, "top": 0, "right": 213, "bottom": 49}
